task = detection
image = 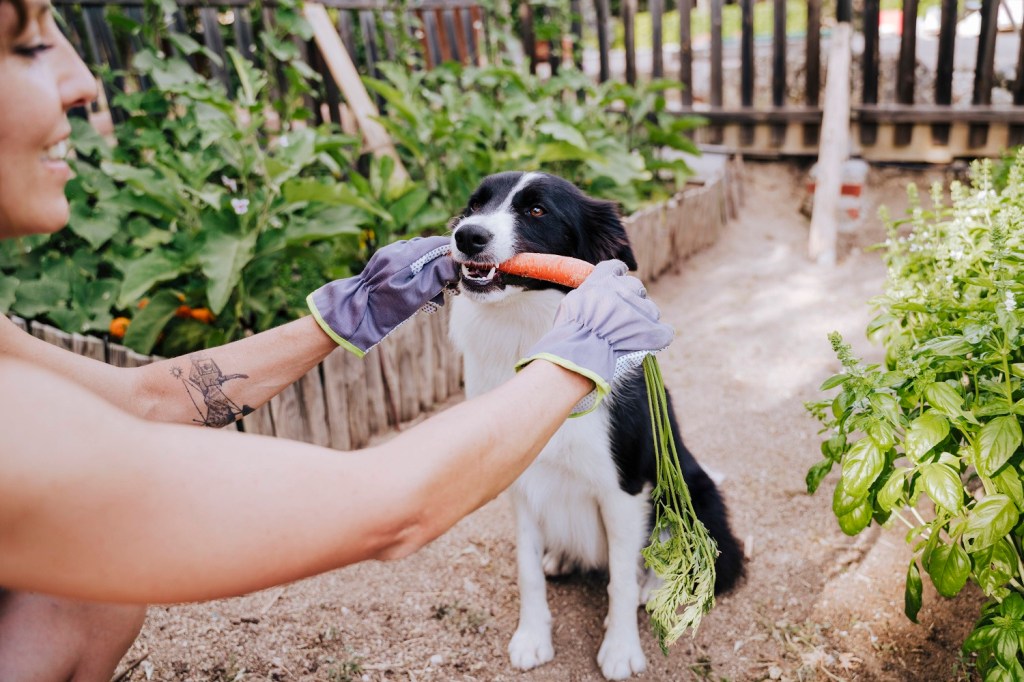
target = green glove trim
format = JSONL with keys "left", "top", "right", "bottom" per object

{"left": 306, "top": 293, "right": 366, "bottom": 359}
{"left": 514, "top": 352, "right": 611, "bottom": 418}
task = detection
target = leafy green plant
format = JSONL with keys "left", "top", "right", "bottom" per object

{"left": 0, "top": 1, "right": 705, "bottom": 357}
{"left": 366, "top": 61, "right": 703, "bottom": 215}
{"left": 806, "top": 156, "right": 1024, "bottom": 680}
{"left": 0, "top": 9, "right": 444, "bottom": 356}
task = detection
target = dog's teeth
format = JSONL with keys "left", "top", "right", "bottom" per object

{"left": 460, "top": 263, "right": 497, "bottom": 283}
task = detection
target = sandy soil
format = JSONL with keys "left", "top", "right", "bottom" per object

{"left": 118, "top": 161, "right": 984, "bottom": 682}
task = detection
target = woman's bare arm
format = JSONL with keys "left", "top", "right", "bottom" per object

{"left": 0, "top": 314, "right": 338, "bottom": 426}
{"left": 0, "top": 356, "right": 591, "bottom": 603}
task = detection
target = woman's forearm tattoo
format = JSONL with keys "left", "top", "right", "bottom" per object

{"left": 170, "top": 355, "right": 255, "bottom": 427}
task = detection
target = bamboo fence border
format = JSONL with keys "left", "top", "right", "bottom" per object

{"left": 8, "top": 156, "right": 743, "bottom": 449}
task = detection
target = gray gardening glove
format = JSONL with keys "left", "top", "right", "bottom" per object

{"left": 307, "top": 236, "right": 457, "bottom": 357}
{"left": 515, "top": 260, "right": 674, "bottom": 416}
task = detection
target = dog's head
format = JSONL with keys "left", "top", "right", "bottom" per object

{"left": 449, "top": 172, "right": 636, "bottom": 302}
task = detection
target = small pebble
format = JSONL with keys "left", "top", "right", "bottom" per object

{"left": 429, "top": 654, "right": 444, "bottom": 666}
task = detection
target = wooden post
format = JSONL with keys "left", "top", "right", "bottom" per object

{"left": 651, "top": 0, "right": 664, "bottom": 79}
{"left": 933, "top": 0, "right": 958, "bottom": 145}
{"left": 895, "top": 0, "right": 919, "bottom": 146}
{"left": 740, "top": 0, "right": 754, "bottom": 145}
{"left": 970, "top": 0, "right": 999, "bottom": 148}
{"left": 804, "top": 0, "right": 822, "bottom": 146}
{"left": 808, "top": 0, "right": 852, "bottom": 266}
{"left": 595, "top": 0, "right": 611, "bottom": 82}
{"left": 860, "top": 0, "right": 880, "bottom": 148}
{"left": 304, "top": 2, "right": 409, "bottom": 185}
{"left": 679, "top": 0, "right": 693, "bottom": 106}
{"left": 771, "top": 0, "right": 787, "bottom": 147}
{"left": 623, "top": 0, "right": 637, "bottom": 85}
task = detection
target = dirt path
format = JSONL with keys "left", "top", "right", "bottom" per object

{"left": 123, "top": 162, "right": 980, "bottom": 681}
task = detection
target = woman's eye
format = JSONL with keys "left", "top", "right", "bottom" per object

{"left": 14, "top": 43, "right": 53, "bottom": 58}
{"left": 528, "top": 206, "right": 546, "bottom": 218}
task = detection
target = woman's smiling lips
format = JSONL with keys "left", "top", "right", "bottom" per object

{"left": 41, "top": 137, "right": 72, "bottom": 179}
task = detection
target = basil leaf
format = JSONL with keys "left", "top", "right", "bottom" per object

{"left": 977, "top": 415, "right": 1023, "bottom": 476}
{"left": 963, "top": 495, "right": 1020, "bottom": 553}
{"left": 841, "top": 438, "right": 884, "bottom": 498}
{"left": 837, "top": 499, "right": 872, "bottom": 536}
{"left": 877, "top": 468, "right": 908, "bottom": 512}
{"left": 905, "top": 411, "right": 950, "bottom": 462}
{"left": 905, "top": 560, "right": 923, "bottom": 623}
{"left": 806, "top": 459, "right": 833, "bottom": 494}
{"left": 925, "top": 542, "right": 970, "bottom": 598}
{"left": 919, "top": 463, "right": 963, "bottom": 513}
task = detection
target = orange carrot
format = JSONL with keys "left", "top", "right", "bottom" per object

{"left": 497, "top": 253, "right": 596, "bottom": 289}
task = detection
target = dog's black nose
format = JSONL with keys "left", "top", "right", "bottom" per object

{"left": 454, "top": 224, "right": 493, "bottom": 257}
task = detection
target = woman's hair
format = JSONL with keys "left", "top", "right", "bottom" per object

{"left": 2, "top": 0, "right": 28, "bottom": 35}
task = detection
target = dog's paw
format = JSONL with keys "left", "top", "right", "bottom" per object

{"left": 542, "top": 551, "right": 574, "bottom": 577}
{"left": 597, "top": 632, "right": 647, "bottom": 680}
{"left": 508, "top": 626, "right": 554, "bottom": 671}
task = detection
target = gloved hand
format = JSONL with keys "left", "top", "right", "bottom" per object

{"left": 516, "top": 260, "right": 674, "bottom": 416}
{"left": 307, "top": 236, "right": 457, "bottom": 357}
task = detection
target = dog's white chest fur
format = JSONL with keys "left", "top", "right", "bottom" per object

{"left": 450, "top": 289, "right": 654, "bottom": 679}
{"left": 450, "top": 291, "right": 624, "bottom": 570}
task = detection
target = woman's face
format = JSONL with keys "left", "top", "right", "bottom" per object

{"left": 0, "top": 0, "right": 96, "bottom": 238}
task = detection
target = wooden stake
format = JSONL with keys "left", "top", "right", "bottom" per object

{"left": 807, "top": 21, "right": 852, "bottom": 266}
{"left": 303, "top": 2, "right": 410, "bottom": 184}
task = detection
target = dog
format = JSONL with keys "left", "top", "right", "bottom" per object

{"left": 447, "top": 171, "right": 744, "bottom": 680}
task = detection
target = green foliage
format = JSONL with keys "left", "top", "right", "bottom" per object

{"left": 1, "top": 5, "right": 380, "bottom": 355}
{"left": 806, "top": 155, "right": 1024, "bottom": 679}
{"left": 0, "top": 1, "right": 703, "bottom": 357}
{"left": 365, "top": 61, "right": 703, "bottom": 216}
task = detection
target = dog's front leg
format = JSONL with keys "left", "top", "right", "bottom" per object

{"left": 508, "top": 491, "right": 554, "bottom": 671}
{"left": 596, "top": 490, "right": 649, "bottom": 680}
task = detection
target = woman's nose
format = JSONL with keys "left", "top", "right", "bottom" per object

{"left": 57, "top": 36, "right": 98, "bottom": 112}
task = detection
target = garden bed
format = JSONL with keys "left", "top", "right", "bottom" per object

{"left": 10, "top": 156, "right": 743, "bottom": 449}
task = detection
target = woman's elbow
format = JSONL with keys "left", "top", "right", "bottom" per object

{"left": 367, "top": 500, "right": 451, "bottom": 562}
{"left": 370, "top": 516, "right": 437, "bottom": 561}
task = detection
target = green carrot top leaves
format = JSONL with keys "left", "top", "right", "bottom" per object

{"left": 641, "top": 355, "right": 719, "bottom": 652}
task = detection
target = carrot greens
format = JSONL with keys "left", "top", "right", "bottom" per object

{"left": 641, "top": 355, "right": 719, "bottom": 653}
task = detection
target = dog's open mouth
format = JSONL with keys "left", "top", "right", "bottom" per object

{"left": 459, "top": 261, "right": 502, "bottom": 289}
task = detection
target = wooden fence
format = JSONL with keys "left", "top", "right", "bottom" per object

{"left": 13, "top": 158, "right": 742, "bottom": 448}
{"left": 528, "top": 0, "right": 1024, "bottom": 162}
{"left": 56, "top": 0, "right": 490, "bottom": 129}
{"left": 63, "top": 0, "right": 1024, "bottom": 163}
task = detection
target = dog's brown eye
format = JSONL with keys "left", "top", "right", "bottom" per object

{"left": 528, "top": 206, "right": 546, "bottom": 218}
{"left": 469, "top": 202, "right": 482, "bottom": 213}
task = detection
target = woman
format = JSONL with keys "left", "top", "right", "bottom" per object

{"left": 0, "top": 0, "right": 673, "bottom": 679}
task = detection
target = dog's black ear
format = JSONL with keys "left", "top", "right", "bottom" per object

{"left": 578, "top": 196, "right": 638, "bottom": 271}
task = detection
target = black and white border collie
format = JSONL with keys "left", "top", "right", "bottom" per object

{"left": 448, "top": 171, "right": 744, "bottom": 680}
